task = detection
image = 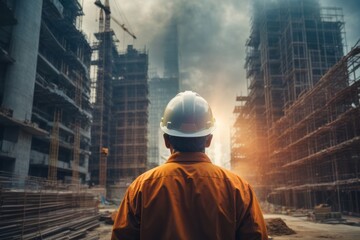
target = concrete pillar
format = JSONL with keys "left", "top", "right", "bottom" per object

{"left": 2, "top": 0, "right": 43, "bottom": 176}
{"left": 12, "top": 129, "right": 33, "bottom": 176}
{"left": 3, "top": 0, "right": 42, "bottom": 120}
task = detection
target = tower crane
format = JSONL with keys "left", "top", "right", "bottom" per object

{"left": 94, "top": 0, "right": 137, "bottom": 39}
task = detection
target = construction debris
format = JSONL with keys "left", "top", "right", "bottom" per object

{"left": 265, "top": 218, "right": 296, "bottom": 236}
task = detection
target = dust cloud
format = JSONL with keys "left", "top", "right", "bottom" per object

{"left": 82, "top": 0, "right": 359, "bottom": 166}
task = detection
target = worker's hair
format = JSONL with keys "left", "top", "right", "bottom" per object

{"left": 167, "top": 134, "right": 208, "bottom": 152}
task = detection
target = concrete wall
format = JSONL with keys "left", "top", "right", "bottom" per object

{"left": 2, "top": 0, "right": 43, "bottom": 176}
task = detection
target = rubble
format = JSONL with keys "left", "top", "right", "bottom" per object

{"left": 265, "top": 218, "right": 296, "bottom": 236}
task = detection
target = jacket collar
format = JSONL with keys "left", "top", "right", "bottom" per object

{"left": 166, "top": 152, "right": 212, "bottom": 163}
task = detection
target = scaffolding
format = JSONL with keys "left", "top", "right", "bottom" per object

{"left": 108, "top": 45, "right": 149, "bottom": 192}
{"left": 30, "top": 0, "right": 92, "bottom": 182}
{"left": 0, "top": 2, "right": 98, "bottom": 237}
{"left": 72, "top": 120, "right": 80, "bottom": 184}
{"left": 90, "top": 5, "right": 114, "bottom": 186}
{"left": 90, "top": 3, "right": 149, "bottom": 193}
{"left": 231, "top": 97, "right": 250, "bottom": 177}
{"left": 267, "top": 45, "right": 360, "bottom": 213}
{"left": 72, "top": 64, "right": 83, "bottom": 184}
{"left": 231, "top": 0, "right": 360, "bottom": 213}
{"left": 48, "top": 109, "right": 61, "bottom": 181}
{"left": 231, "top": 94, "right": 268, "bottom": 199}
{"left": 0, "top": 171, "right": 99, "bottom": 239}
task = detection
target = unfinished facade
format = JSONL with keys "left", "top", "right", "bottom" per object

{"left": 90, "top": 3, "right": 149, "bottom": 197}
{"left": 148, "top": 76, "right": 179, "bottom": 167}
{"left": 0, "top": 0, "right": 92, "bottom": 183}
{"left": 232, "top": 0, "right": 360, "bottom": 214}
{"left": 109, "top": 45, "right": 149, "bottom": 185}
{"left": 90, "top": 3, "right": 115, "bottom": 186}
{"left": 268, "top": 45, "right": 360, "bottom": 214}
{"left": 231, "top": 96, "right": 265, "bottom": 189}
{"left": 148, "top": 20, "right": 179, "bottom": 168}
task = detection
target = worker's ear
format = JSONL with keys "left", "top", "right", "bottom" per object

{"left": 163, "top": 134, "right": 171, "bottom": 149}
{"left": 205, "top": 134, "right": 213, "bottom": 148}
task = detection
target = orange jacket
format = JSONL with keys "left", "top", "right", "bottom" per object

{"left": 112, "top": 152, "right": 268, "bottom": 240}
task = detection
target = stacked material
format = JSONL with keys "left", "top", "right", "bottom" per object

{"left": 0, "top": 172, "right": 100, "bottom": 240}
{"left": 311, "top": 204, "right": 344, "bottom": 223}
{"left": 313, "top": 204, "right": 332, "bottom": 220}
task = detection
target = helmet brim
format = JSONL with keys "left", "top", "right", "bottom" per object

{"left": 160, "top": 124, "right": 216, "bottom": 137}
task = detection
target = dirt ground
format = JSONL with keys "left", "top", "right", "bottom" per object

{"left": 97, "top": 223, "right": 113, "bottom": 240}
{"left": 96, "top": 206, "right": 116, "bottom": 240}
{"left": 94, "top": 213, "right": 360, "bottom": 239}
{"left": 265, "top": 214, "right": 360, "bottom": 240}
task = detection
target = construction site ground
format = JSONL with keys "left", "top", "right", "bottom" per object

{"left": 265, "top": 214, "right": 360, "bottom": 239}
{"left": 95, "top": 207, "right": 360, "bottom": 239}
{"left": 97, "top": 223, "right": 112, "bottom": 240}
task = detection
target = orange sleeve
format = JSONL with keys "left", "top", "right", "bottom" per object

{"left": 111, "top": 185, "right": 141, "bottom": 240}
{"left": 236, "top": 184, "right": 268, "bottom": 240}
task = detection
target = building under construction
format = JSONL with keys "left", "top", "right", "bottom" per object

{"left": 89, "top": 1, "right": 114, "bottom": 187}
{"left": 148, "top": 20, "right": 180, "bottom": 168}
{"left": 232, "top": 0, "right": 360, "bottom": 214}
{"left": 90, "top": 1, "right": 149, "bottom": 198}
{"left": 109, "top": 45, "right": 148, "bottom": 185}
{"left": 0, "top": 2, "right": 101, "bottom": 238}
{"left": 0, "top": 0, "right": 92, "bottom": 183}
{"left": 268, "top": 45, "right": 360, "bottom": 214}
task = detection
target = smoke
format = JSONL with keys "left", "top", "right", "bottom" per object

{"left": 83, "top": 0, "right": 250, "bottom": 97}
{"left": 82, "top": 0, "right": 359, "bottom": 165}
{"left": 82, "top": 0, "right": 250, "bottom": 164}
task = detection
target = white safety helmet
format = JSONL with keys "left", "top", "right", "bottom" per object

{"left": 160, "top": 91, "right": 216, "bottom": 137}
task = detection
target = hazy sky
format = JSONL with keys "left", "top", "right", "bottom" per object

{"left": 81, "top": 0, "right": 360, "bottom": 166}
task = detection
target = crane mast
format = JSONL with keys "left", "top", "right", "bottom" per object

{"left": 94, "top": 0, "right": 137, "bottom": 39}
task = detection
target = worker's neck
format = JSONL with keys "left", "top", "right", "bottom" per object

{"left": 172, "top": 149, "right": 206, "bottom": 154}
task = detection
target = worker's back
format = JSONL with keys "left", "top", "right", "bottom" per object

{"left": 112, "top": 152, "right": 267, "bottom": 240}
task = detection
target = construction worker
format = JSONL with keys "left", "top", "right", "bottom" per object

{"left": 112, "top": 91, "right": 268, "bottom": 240}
